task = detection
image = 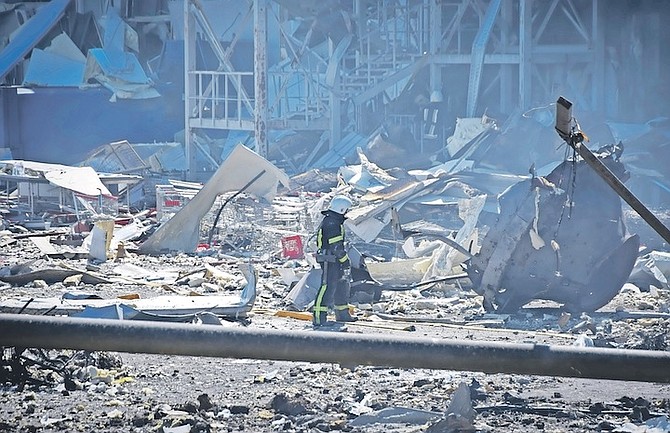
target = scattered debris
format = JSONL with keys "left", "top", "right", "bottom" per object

{"left": 138, "top": 143, "right": 290, "bottom": 254}
{"left": 0, "top": 263, "right": 257, "bottom": 321}
{"left": 1, "top": 3, "right": 669, "bottom": 432}
{"left": 0, "top": 102, "right": 668, "bottom": 433}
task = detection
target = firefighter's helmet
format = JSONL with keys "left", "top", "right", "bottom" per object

{"left": 327, "top": 195, "right": 352, "bottom": 215}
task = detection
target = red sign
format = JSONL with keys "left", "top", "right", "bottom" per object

{"left": 281, "top": 235, "right": 304, "bottom": 259}
{"left": 164, "top": 199, "right": 181, "bottom": 207}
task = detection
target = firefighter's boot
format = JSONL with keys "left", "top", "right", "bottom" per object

{"left": 312, "top": 311, "right": 328, "bottom": 327}
{"left": 335, "top": 306, "right": 358, "bottom": 322}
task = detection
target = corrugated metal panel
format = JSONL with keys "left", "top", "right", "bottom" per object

{"left": 312, "top": 132, "right": 366, "bottom": 169}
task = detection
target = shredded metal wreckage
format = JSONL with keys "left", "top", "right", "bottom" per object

{"left": 0, "top": 143, "right": 290, "bottom": 322}
{"left": 2, "top": 103, "right": 670, "bottom": 432}
{"left": 467, "top": 142, "right": 640, "bottom": 313}
{"left": 1, "top": 105, "right": 670, "bottom": 321}
{"left": 321, "top": 114, "right": 667, "bottom": 315}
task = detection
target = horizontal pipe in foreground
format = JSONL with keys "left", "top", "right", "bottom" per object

{"left": 1, "top": 314, "right": 669, "bottom": 383}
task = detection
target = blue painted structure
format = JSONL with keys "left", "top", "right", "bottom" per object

{"left": 0, "top": 29, "right": 186, "bottom": 165}
{"left": 0, "top": 83, "right": 184, "bottom": 165}
{"left": 0, "top": 0, "right": 72, "bottom": 81}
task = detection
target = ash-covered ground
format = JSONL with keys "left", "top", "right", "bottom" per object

{"left": 1, "top": 239, "right": 669, "bottom": 433}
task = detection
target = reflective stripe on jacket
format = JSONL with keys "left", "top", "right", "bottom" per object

{"left": 316, "top": 211, "right": 349, "bottom": 264}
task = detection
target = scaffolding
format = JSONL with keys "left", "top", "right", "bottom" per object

{"left": 183, "top": 0, "right": 608, "bottom": 175}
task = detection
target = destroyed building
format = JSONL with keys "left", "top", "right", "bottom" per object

{"left": 0, "top": 0, "right": 668, "bottom": 314}
{"left": 0, "top": 1, "right": 668, "bottom": 189}
{"left": 1, "top": 2, "right": 670, "bottom": 432}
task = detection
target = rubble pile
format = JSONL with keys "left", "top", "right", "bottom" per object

{"left": 1, "top": 109, "right": 670, "bottom": 432}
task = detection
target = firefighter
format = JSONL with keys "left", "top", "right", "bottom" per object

{"left": 313, "top": 195, "right": 358, "bottom": 327}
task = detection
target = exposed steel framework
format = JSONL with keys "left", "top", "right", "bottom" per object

{"left": 184, "top": 0, "right": 614, "bottom": 172}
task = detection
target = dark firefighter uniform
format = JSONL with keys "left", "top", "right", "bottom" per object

{"left": 313, "top": 209, "right": 357, "bottom": 326}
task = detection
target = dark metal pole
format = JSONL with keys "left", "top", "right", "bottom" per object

{"left": 555, "top": 96, "right": 670, "bottom": 245}
{"left": 206, "top": 169, "right": 266, "bottom": 246}
{"left": 567, "top": 139, "right": 670, "bottom": 245}
{"left": 1, "top": 314, "right": 669, "bottom": 383}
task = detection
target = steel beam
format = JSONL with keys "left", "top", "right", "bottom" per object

{"left": 466, "top": 0, "right": 502, "bottom": 117}
{"left": 352, "top": 56, "right": 429, "bottom": 106}
{"left": 0, "top": 0, "right": 72, "bottom": 82}
{"left": 592, "top": 0, "right": 605, "bottom": 113}
{"left": 519, "top": 0, "right": 531, "bottom": 111}
{"left": 254, "top": 0, "right": 268, "bottom": 158}
{"left": 557, "top": 97, "right": 670, "bottom": 245}
{"left": 1, "top": 314, "right": 669, "bottom": 383}
{"left": 183, "top": 0, "right": 197, "bottom": 177}
{"left": 429, "top": 0, "right": 442, "bottom": 100}
{"left": 568, "top": 139, "right": 670, "bottom": 245}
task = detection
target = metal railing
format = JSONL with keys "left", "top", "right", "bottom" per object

{"left": 189, "top": 69, "right": 331, "bottom": 129}
{"left": 189, "top": 70, "right": 254, "bottom": 126}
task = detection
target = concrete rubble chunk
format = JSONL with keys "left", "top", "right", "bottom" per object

{"left": 425, "top": 381, "right": 476, "bottom": 432}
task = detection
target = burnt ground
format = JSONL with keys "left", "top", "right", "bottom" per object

{"left": 2, "top": 310, "right": 669, "bottom": 433}
{"left": 0, "top": 244, "right": 669, "bottom": 433}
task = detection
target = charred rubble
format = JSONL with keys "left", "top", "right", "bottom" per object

{"left": 0, "top": 108, "right": 670, "bottom": 432}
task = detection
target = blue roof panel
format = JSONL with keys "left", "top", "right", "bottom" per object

{"left": 312, "top": 132, "right": 366, "bottom": 169}
{"left": 23, "top": 48, "right": 85, "bottom": 86}
{"left": 0, "top": 0, "right": 72, "bottom": 81}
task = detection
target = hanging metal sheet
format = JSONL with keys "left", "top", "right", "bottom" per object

{"left": 0, "top": 0, "right": 72, "bottom": 81}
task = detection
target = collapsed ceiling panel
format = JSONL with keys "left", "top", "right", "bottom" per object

{"left": 139, "top": 143, "right": 290, "bottom": 254}
{"left": 0, "top": 0, "right": 72, "bottom": 82}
